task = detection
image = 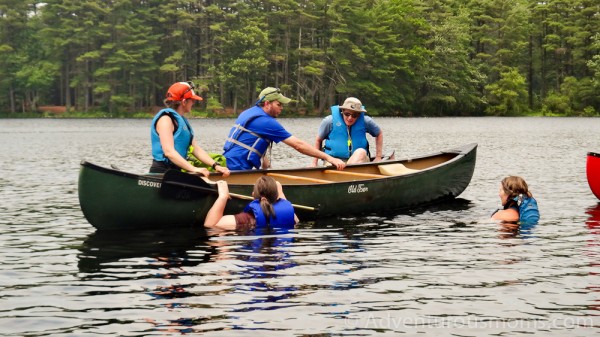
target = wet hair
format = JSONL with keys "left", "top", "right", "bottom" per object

{"left": 501, "top": 176, "right": 532, "bottom": 209}
{"left": 252, "top": 176, "right": 279, "bottom": 222}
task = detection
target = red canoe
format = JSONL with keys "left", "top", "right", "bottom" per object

{"left": 587, "top": 152, "right": 600, "bottom": 199}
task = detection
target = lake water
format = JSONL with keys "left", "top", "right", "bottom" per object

{"left": 1, "top": 117, "right": 599, "bottom": 336}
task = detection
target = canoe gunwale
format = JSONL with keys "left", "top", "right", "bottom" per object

{"left": 79, "top": 159, "right": 162, "bottom": 182}
{"left": 201, "top": 143, "right": 477, "bottom": 186}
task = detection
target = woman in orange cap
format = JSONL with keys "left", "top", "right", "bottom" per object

{"left": 150, "top": 81, "right": 230, "bottom": 177}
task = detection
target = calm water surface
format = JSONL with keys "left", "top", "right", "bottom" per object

{"left": 1, "top": 117, "right": 599, "bottom": 336}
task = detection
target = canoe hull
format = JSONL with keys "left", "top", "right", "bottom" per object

{"left": 78, "top": 143, "right": 477, "bottom": 230}
{"left": 78, "top": 165, "right": 248, "bottom": 230}
{"left": 587, "top": 152, "right": 600, "bottom": 200}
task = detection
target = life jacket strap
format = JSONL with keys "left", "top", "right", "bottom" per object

{"left": 226, "top": 124, "right": 268, "bottom": 158}
{"left": 226, "top": 137, "right": 264, "bottom": 157}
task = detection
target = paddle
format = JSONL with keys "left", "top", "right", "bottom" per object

{"left": 160, "top": 170, "right": 317, "bottom": 212}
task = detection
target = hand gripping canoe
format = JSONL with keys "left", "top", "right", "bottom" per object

{"left": 160, "top": 169, "right": 317, "bottom": 212}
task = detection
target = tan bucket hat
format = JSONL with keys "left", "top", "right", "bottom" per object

{"left": 339, "top": 97, "right": 366, "bottom": 112}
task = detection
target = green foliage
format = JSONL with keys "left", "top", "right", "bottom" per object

{"left": 205, "top": 96, "right": 224, "bottom": 112}
{"left": 542, "top": 91, "right": 571, "bottom": 116}
{"left": 0, "top": 0, "right": 598, "bottom": 116}
{"left": 485, "top": 68, "right": 528, "bottom": 115}
{"left": 588, "top": 33, "right": 600, "bottom": 89}
{"left": 416, "top": 2, "right": 486, "bottom": 116}
{"left": 542, "top": 76, "right": 600, "bottom": 116}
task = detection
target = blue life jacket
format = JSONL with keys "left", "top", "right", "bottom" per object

{"left": 515, "top": 195, "right": 540, "bottom": 224}
{"left": 151, "top": 108, "right": 193, "bottom": 164}
{"left": 323, "top": 105, "right": 368, "bottom": 159}
{"left": 223, "top": 106, "right": 271, "bottom": 170}
{"left": 244, "top": 199, "right": 296, "bottom": 228}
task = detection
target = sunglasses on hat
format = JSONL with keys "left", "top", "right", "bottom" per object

{"left": 255, "top": 88, "right": 281, "bottom": 105}
{"left": 181, "top": 81, "right": 195, "bottom": 98}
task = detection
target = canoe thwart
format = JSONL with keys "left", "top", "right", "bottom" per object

{"left": 267, "top": 172, "right": 331, "bottom": 184}
{"left": 323, "top": 170, "right": 386, "bottom": 179}
{"left": 378, "top": 163, "right": 419, "bottom": 176}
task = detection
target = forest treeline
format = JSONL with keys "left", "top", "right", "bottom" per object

{"left": 0, "top": 0, "right": 599, "bottom": 117}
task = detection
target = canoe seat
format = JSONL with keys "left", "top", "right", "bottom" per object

{"left": 378, "top": 163, "right": 419, "bottom": 176}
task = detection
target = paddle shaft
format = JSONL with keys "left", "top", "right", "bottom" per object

{"left": 162, "top": 180, "right": 317, "bottom": 212}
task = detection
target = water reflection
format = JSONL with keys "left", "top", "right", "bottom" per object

{"left": 77, "top": 228, "right": 211, "bottom": 273}
{"left": 586, "top": 203, "right": 600, "bottom": 235}
{"left": 497, "top": 221, "right": 538, "bottom": 240}
{"left": 209, "top": 227, "right": 301, "bottom": 313}
{"left": 584, "top": 204, "right": 600, "bottom": 314}
{"left": 585, "top": 203, "right": 600, "bottom": 267}
{"left": 311, "top": 198, "right": 474, "bottom": 228}
{"left": 78, "top": 229, "right": 218, "bottom": 335}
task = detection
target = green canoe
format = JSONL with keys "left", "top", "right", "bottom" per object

{"left": 78, "top": 143, "right": 477, "bottom": 230}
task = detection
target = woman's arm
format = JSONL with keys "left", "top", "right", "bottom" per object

{"left": 204, "top": 181, "right": 237, "bottom": 230}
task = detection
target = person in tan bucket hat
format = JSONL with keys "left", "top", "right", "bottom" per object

{"left": 312, "top": 97, "right": 383, "bottom": 166}
{"left": 222, "top": 87, "right": 346, "bottom": 171}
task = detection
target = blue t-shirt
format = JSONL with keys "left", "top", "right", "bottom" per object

{"left": 248, "top": 114, "right": 292, "bottom": 144}
{"left": 223, "top": 108, "right": 292, "bottom": 170}
{"left": 317, "top": 115, "right": 381, "bottom": 140}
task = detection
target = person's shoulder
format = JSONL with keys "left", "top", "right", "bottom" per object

{"left": 322, "top": 115, "right": 333, "bottom": 123}
{"left": 154, "top": 110, "right": 177, "bottom": 125}
{"left": 262, "top": 115, "right": 285, "bottom": 128}
{"left": 364, "top": 115, "right": 378, "bottom": 123}
{"left": 492, "top": 208, "right": 519, "bottom": 222}
{"left": 277, "top": 198, "right": 293, "bottom": 205}
{"left": 154, "top": 108, "right": 173, "bottom": 118}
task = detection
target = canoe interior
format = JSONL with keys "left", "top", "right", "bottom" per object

{"left": 204, "top": 152, "right": 458, "bottom": 186}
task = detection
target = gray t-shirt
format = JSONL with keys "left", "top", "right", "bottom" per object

{"left": 317, "top": 115, "right": 381, "bottom": 139}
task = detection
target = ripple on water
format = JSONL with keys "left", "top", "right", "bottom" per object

{"left": 1, "top": 118, "right": 600, "bottom": 336}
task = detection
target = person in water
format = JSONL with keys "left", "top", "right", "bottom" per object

{"left": 491, "top": 176, "right": 540, "bottom": 223}
{"left": 222, "top": 87, "right": 345, "bottom": 171}
{"left": 312, "top": 97, "right": 383, "bottom": 166}
{"left": 204, "top": 176, "right": 299, "bottom": 231}
{"left": 150, "top": 81, "right": 230, "bottom": 177}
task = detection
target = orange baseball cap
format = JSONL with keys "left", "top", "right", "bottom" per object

{"left": 166, "top": 81, "right": 203, "bottom": 101}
